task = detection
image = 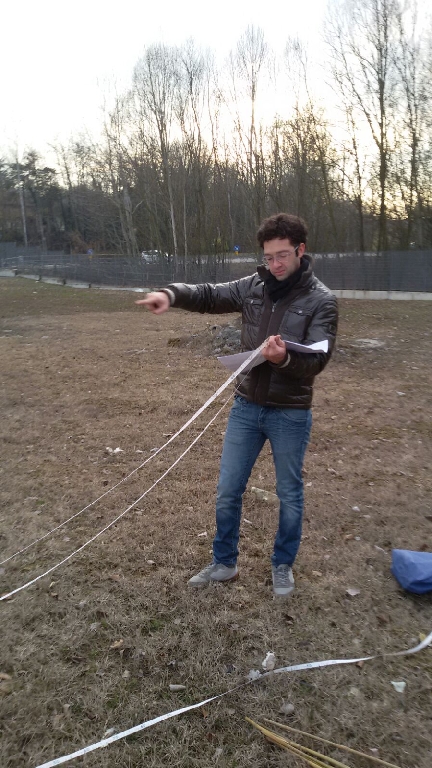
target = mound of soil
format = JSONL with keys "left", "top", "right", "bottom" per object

{"left": 168, "top": 315, "right": 242, "bottom": 356}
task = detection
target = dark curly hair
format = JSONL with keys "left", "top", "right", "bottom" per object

{"left": 257, "top": 213, "right": 308, "bottom": 248}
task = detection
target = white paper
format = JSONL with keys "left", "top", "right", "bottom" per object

{"left": 217, "top": 339, "right": 328, "bottom": 373}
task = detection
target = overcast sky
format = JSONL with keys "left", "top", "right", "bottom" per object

{"left": 1, "top": 0, "right": 327, "bottom": 162}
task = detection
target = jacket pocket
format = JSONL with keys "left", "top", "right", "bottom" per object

{"left": 242, "top": 297, "right": 264, "bottom": 326}
{"left": 279, "top": 306, "right": 312, "bottom": 341}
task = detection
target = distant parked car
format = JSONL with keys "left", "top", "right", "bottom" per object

{"left": 141, "top": 250, "right": 168, "bottom": 263}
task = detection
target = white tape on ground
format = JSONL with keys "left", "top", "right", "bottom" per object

{"left": 0, "top": 342, "right": 266, "bottom": 567}
{"left": 1, "top": 401, "right": 227, "bottom": 600}
{"left": 34, "top": 629, "right": 432, "bottom": 768}
{"left": 35, "top": 694, "right": 224, "bottom": 768}
{"left": 1, "top": 344, "right": 266, "bottom": 601}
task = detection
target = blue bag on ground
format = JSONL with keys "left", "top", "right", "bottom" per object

{"left": 392, "top": 549, "right": 432, "bottom": 594}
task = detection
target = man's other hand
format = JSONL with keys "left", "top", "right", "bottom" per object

{"left": 262, "top": 335, "right": 287, "bottom": 364}
{"left": 135, "top": 291, "right": 170, "bottom": 314}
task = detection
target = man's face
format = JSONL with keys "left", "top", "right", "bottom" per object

{"left": 263, "top": 238, "right": 305, "bottom": 281}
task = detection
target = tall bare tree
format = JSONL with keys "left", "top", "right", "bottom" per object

{"left": 392, "top": 5, "right": 430, "bottom": 246}
{"left": 327, "top": 0, "right": 399, "bottom": 250}
{"left": 133, "top": 44, "right": 180, "bottom": 270}
{"left": 227, "top": 26, "right": 269, "bottom": 227}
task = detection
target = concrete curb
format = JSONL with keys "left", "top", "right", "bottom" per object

{"left": 332, "top": 289, "right": 432, "bottom": 300}
{"left": 0, "top": 271, "right": 148, "bottom": 293}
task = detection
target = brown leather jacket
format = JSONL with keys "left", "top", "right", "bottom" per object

{"left": 166, "top": 256, "right": 338, "bottom": 409}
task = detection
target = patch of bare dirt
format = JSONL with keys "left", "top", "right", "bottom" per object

{"left": 0, "top": 279, "right": 431, "bottom": 767}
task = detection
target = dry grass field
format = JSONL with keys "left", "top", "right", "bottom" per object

{"left": 1, "top": 277, "right": 431, "bottom": 768}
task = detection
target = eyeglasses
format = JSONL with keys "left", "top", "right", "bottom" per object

{"left": 263, "top": 245, "right": 300, "bottom": 266}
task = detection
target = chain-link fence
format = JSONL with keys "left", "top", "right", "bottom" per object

{"left": 312, "top": 251, "right": 432, "bottom": 292}
{"left": 1, "top": 244, "right": 431, "bottom": 292}
{"left": 0, "top": 247, "right": 257, "bottom": 286}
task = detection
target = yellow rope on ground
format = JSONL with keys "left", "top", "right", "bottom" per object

{"left": 279, "top": 737, "right": 357, "bottom": 768}
{"left": 246, "top": 718, "right": 349, "bottom": 768}
{"left": 262, "top": 719, "right": 403, "bottom": 768}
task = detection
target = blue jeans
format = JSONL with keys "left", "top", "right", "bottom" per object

{"left": 213, "top": 396, "right": 312, "bottom": 567}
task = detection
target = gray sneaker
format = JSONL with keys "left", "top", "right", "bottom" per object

{"left": 188, "top": 562, "right": 239, "bottom": 587}
{"left": 272, "top": 564, "right": 295, "bottom": 597}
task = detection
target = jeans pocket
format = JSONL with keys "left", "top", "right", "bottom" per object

{"left": 277, "top": 409, "right": 312, "bottom": 454}
{"left": 279, "top": 408, "right": 311, "bottom": 425}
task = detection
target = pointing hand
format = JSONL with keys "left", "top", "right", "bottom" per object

{"left": 135, "top": 292, "right": 170, "bottom": 314}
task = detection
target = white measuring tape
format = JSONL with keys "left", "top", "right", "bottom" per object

{"left": 34, "top": 629, "right": 432, "bottom": 768}
{"left": 0, "top": 343, "right": 266, "bottom": 568}
{"left": 1, "top": 344, "right": 266, "bottom": 601}
{"left": 1, "top": 401, "right": 228, "bottom": 600}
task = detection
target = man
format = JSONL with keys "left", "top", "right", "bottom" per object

{"left": 137, "top": 213, "right": 338, "bottom": 597}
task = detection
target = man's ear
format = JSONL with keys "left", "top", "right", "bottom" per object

{"left": 297, "top": 243, "right": 306, "bottom": 258}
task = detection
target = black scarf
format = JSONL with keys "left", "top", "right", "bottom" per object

{"left": 263, "top": 257, "right": 308, "bottom": 303}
